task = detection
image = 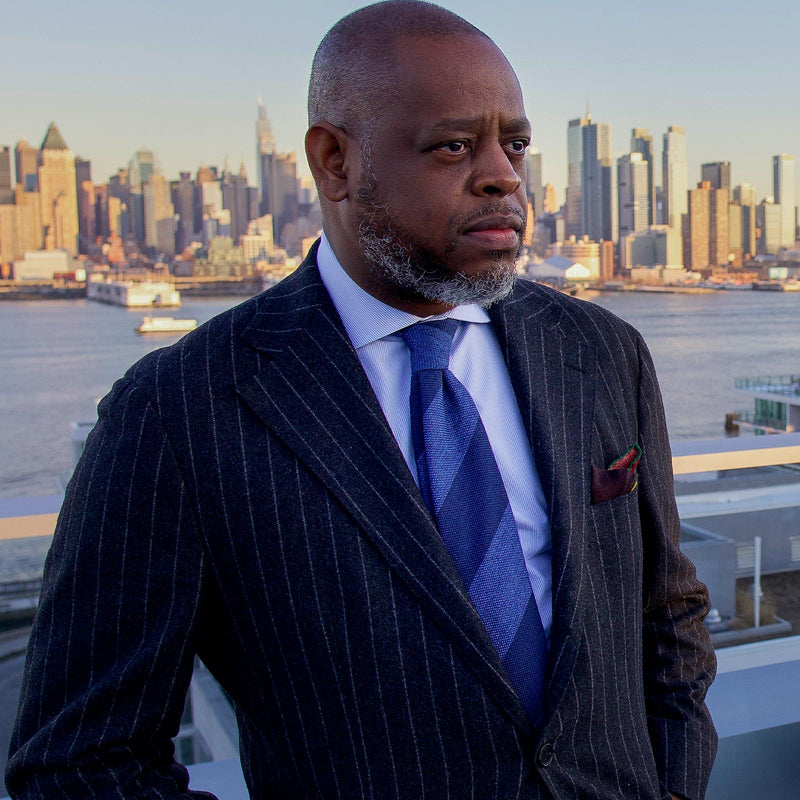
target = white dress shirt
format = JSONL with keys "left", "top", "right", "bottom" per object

{"left": 316, "top": 233, "right": 552, "bottom": 638}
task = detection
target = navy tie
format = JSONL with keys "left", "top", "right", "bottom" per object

{"left": 400, "top": 319, "right": 547, "bottom": 723}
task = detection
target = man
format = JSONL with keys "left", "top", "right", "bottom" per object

{"left": 7, "top": 2, "right": 716, "bottom": 798}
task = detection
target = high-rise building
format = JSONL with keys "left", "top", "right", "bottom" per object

{"left": 728, "top": 203, "right": 743, "bottom": 267}
{"left": 756, "top": 199, "right": 782, "bottom": 255}
{"left": 0, "top": 146, "right": 13, "bottom": 204}
{"left": 142, "top": 173, "right": 175, "bottom": 256}
{"left": 700, "top": 162, "right": 731, "bottom": 196}
{"left": 108, "top": 170, "right": 132, "bottom": 239}
{"left": 75, "top": 158, "right": 93, "bottom": 252}
{"left": 173, "top": 172, "right": 195, "bottom": 251}
{"left": 222, "top": 161, "right": 253, "bottom": 243}
{"left": 15, "top": 184, "right": 43, "bottom": 249}
{"left": 542, "top": 183, "right": 558, "bottom": 215}
{"left": 773, "top": 154, "right": 796, "bottom": 248}
{"left": 617, "top": 153, "right": 649, "bottom": 240}
{"left": 662, "top": 126, "right": 687, "bottom": 229}
{"left": 14, "top": 139, "right": 38, "bottom": 191}
{"left": 581, "top": 119, "right": 616, "bottom": 243}
{"left": 630, "top": 128, "right": 655, "bottom": 225}
{"left": 733, "top": 184, "right": 757, "bottom": 259}
{"left": 566, "top": 117, "right": 589, "bottom": 237}
{"left": 256, "top": 96, "right": 277, "bottom": 217}
{"left": 129, "top": 150, "right": 156, "bottom": 244}
{"left": 37, "top": 122, "right": 79, "bottom": 255}
{"left": 525, "top": 148, "right": 543, "bottom": 217}
{"left": 683, "top": 181, "right": 729, "bottom": 269}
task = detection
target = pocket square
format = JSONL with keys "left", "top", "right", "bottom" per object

{"left": 591, "top": 443, "right": 641, "bottom": 504}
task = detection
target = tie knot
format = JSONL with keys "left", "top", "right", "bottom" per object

{"left": 400, "top": 319, "right": 459, "bottom": 373}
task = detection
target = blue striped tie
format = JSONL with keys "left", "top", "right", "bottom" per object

{"left": 401, "top": 319, "right": 547, "bottom": 723}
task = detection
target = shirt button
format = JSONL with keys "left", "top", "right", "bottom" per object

{"left": 537, "top": 741, "right": 554, "bottom": 767}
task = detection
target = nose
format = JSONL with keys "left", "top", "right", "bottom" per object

{"left": 470, "top": 142, "right": 522, "bottom": 197}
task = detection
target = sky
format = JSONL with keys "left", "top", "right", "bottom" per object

{"left": 2, "top": 0, "right": 799, "bottom": 203}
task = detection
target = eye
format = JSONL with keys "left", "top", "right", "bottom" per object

{"left": 436, "top": 140, "right": 470, "bottom": 154}
{"left": 507, "top": 138, "right": 530, "bottom": 154}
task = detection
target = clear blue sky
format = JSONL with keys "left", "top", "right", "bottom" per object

{"left": 2, "top": 0, "right": 798, "bottom": 201}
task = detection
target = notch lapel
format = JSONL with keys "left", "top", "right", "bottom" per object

{"left": 237, "top": 261, "right": 533, "bottom": 734}
{"left": 490, "top": 283, "right": 597, "bottom": 725}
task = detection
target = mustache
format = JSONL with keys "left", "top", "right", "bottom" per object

{"left": 456, "top": 203, "right": 526, "bottom": 231}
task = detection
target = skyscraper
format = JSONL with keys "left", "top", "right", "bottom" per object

{"left": 581, "top": 119, "right": 616, "bottom": 243}
{"left": 701, "top": 162, "right": 731, "bottom": 196}
{"left": 0, "top": 146, "right": 13, "bottom": 204}
{"left": 683, "top": 181, "right": 729, "bottom": 269}
{"left": 37, "top": 122, "right": 79, "bottom": 255}
{"left": 143, "top": 173, "right": 175, "bottom": 256}
{"left": 733, "top": 184, "right": 757, "bottom": 259}
{"left": 15, "top": 139, "right": 38, "bottom": 191}
{"left": 773, "top": 154, "right": 796, "bottom": 248}
{"left": 75, "top": 158, "right": 93, "bottom": 252}
{"left": 525, "top": 148, "right": 543, "bottom": 217}
{"left": 256, "top": 96, "right": 277, "bottom": 219}
{"left": 566, "top": 117, "right": 589, "bottom": 237}
{"left": 222, "top": 160, "right": 252, "bottom": 242}
{"left": 617, "top": 152, "right": 649, "bottom": 240}
{"left": 662, "top": 126, "right": 687, "bottom": 229}
{"left": 630, "top": 128, "right": 655, "bottom": 225}
{"left": 129, "top": 149, "right": 155, "bottom": 244}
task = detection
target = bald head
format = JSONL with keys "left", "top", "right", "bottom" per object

{"left": 308, "top": 1, "right": 491, "bottom": 137}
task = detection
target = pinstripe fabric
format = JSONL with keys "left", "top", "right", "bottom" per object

{"left": 7, "top": 242, "right": 716, "bottom": 800}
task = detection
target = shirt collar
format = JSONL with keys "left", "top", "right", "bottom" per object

{"left": 316, "top": 231, "right": 490, "bottom": 350}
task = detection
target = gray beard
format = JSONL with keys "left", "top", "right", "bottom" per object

{"left": 357, "top": 206, "right": 517, "bottom": 309}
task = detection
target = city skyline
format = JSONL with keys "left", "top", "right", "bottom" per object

{"left": 2, "top": 0, "right": 799, "bottom": 203}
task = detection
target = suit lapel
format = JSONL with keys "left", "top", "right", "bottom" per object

{"left": 490, "top": 283, "right": 597, "bottom": 725}
{"left": 237, "top": 257, "right": 533, "bottom": 734}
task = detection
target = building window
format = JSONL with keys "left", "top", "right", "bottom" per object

{"left": 790, "top": 536, "right": 800, "bottom": 563}
{"left": 737, "top": 544, "right": 755, "bottom": 570}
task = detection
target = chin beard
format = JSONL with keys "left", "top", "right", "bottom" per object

{"left": 356, "top": 202, "right": 518, "bottom": 309}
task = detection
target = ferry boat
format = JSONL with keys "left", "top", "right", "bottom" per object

{"left": 136, "top": 316, "right": 197, "bottom": 334}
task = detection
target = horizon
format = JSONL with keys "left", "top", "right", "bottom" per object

{"left": 2, "top": 0, "right": 798, "bottom": 202}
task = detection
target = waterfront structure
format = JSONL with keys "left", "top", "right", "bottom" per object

{"left": 701, "top": 162, "right": 731, "bottom": 196}
{"left": 565, "top": 116, "right": 589, "bottom": 238}
{"left": 87, "top": 276, "right": 181, "bottom": 307}
{"left": 548, "top": 234, "right": 600, "bottom": 280}
{"left": 617, "top": 152, "right": 649, "bottom": 240}
{"left": 37, "top": 123, "right": 79, "bottom": 255}
{"left": 11, "top": 249, "right": 72, "bottom": 280}
{"left": 525, "top": 148, "right": 544, "bottom": 217}
{"left": 662, "top": 125, "right": 688, "bottom": 229}
{"left": 773, "top": 154, "right": 796, "bottom": 249}
{"left": 581, "top": 118, "right": 616, "bottom": 243}
{"left": 14, "top": 139, "right": 38, "bottom": 191}
{"left": 620, "top": 225, "right": 682, "bottom": 269}
{"left": 683, "top": 181, "right": 729, "bottom": 269}
{"left": 630, "top": 128, "right": 655, "bottom": 225}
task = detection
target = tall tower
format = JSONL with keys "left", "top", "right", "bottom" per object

{"left": 701, "top": 161, "right": 731, "bottom": 196}
{"left": 0, "top": 146, "right": 13, "bottom": 204}
{"left": 566, "top": 117, "right": 589, "bottom": 237}
{"left": 662, "top": 126, "right": 687, "bottom": 229}
{"left": 525, "top": 148, "right": 544, "bottom": 217}
{"left": 581, "top": 119, "right": 616, "bottom": 243}
{"left": 617, "top": 153, "right": 649, "bottom": 240}
{"left": 256, "top": 95, "right": 277, "bottom": 218}
{"left": 128, "top": 149, "right": 155, "bottom": 244}
{"left": 143, "top": 172, "right": 175, "bottom": 256}
{"left": 773, "top": 154, "right": 796, "bottom": 248}
{"left": 37, "top": 122, "right": 79, "bottom": 255}
{"left": 630, "top": 128, "right": 655, "bottom": 225}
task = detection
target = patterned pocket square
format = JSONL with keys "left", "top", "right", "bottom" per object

{"left": 591, "top": 443, "right": 641, "bottom": 504}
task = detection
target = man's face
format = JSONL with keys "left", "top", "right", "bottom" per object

{"left": 349, "top": 34, "right": 530, "bottom": 311}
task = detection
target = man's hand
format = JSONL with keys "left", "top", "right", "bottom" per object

{"left": 669, "top": 794, "right": 685, "bottom": 800}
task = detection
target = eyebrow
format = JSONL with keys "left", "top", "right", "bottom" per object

{"left": 424, "top": 116, "right": 532, "bottom": 137}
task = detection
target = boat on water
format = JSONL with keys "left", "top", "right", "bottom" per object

{"left": 136, "top": 316, "right": 197, "bottom": 334}
{"left": 88, "top": 277, "right": 182, "bottom": 307}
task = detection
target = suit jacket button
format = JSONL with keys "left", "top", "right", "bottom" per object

{"left": 537, "top": 741, "right": 554, "bottom": 767}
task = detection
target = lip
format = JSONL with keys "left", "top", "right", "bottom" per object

{"left": 462, "top": 215, "right": 522, "bottom": 249}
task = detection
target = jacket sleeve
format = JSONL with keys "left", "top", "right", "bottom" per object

{"left": 5, "top": 378, "right": 217, "bottom": 799}
{"left": 635, "top": 335, "right": 718, "bottom": 800}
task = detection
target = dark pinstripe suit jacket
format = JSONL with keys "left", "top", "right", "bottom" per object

{"left": 8, "top": 245, "right": 717, "bottom": 800}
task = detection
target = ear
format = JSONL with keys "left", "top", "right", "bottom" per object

{"left": 305, "top": 123, "right": 352, "bottom": 203}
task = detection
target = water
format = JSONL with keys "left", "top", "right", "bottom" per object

{"left": 2, "top": 289, "right": 800, "bottom": 499}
